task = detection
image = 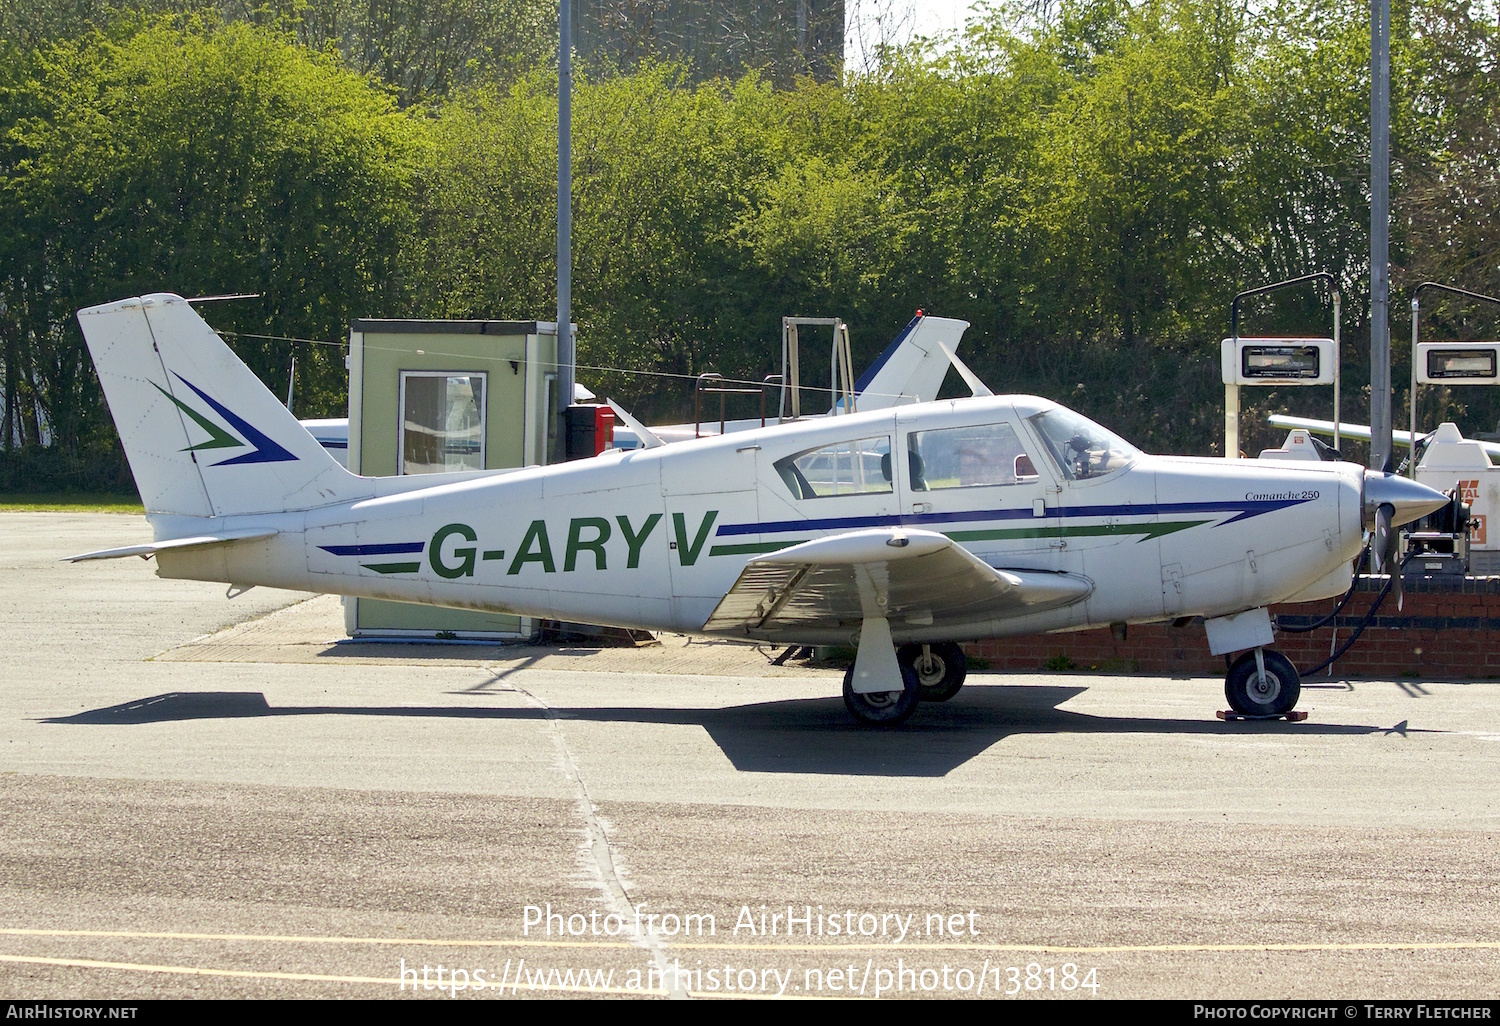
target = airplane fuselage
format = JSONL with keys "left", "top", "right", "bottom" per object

{"left": 153, "top": 395, "right": 1365, "bottom": 645}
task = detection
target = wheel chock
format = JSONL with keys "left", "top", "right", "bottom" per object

{"left": 1216, "top": 710, "right": 1309, "bottom": 722}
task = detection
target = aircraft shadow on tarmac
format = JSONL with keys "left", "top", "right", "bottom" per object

{"left": 42, "top": 684, "right": 1418, "bottom": 777}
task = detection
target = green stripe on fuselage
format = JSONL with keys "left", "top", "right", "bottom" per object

{"left": 706, "top": 520, "right": 1209, "bottom": 559}
{"left": 362, "top": 561, "right": 422, "bottom": 574}
{"left": 704, "top": 519, "right": 1207, "bottom": 560}
{"left": 946, "top": 520, "right": 1210, "bottom": 544}
{"left": 707, "top": 541, "right": 806, "bottom": 557}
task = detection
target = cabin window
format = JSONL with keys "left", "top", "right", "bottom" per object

{"left": 774, "top": 436, "right": 893, "bottom": 499}
{"left": 399, "top": 372, "right": 486, "bottom": 474}
{"left": 905, "top": 422, "right": 1038, "bottom": 491}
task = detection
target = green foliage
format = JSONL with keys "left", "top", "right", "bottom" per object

{"left": 6, "top": 0, "right": 1500, "bottom": 490}
{"left": 0, "top": 493, "right": 144, "bottom": 512}
{"left": 284, "top": 0, "right": 556, "bottom": 104}
{"left": 1, "top": 0, "right": 556, "bottom": 104}
{"left": 0, "top": 443, "right": 136, "bottom": 495}
{"left": 411, "top": 67, "right": 895, "bottom": 419}
{"left": 1396, "top": 0, "right": 1500, "bottom": 436}
{"left": 1, "top": 18, "right": 427, "bottom": 450}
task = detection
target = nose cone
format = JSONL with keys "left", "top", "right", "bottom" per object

{"left": 1363, "top": 471, "right": 1449, "bottom": 528}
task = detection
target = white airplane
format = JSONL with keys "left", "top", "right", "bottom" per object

{"left": 70, "top": 294, "right": 1448, "bottom": 725}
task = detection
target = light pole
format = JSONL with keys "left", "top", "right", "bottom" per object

{"left": 1369, "top": 0, "right": 1392, "bottom": 471}
{"left": 557, "top": 0, "right": 575, "bottom": 458}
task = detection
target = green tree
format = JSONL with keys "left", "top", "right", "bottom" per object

{"left": 1396, "top": 0, "right": 1500, "bottom": 436}
{"left": 412, "top": 67, "right": 798, "bottom": 419}
{"left": 1, "top": 0, "right": 556, "bottom": 105}
{"left": 1, "top": 19, "right": 427, "bottom": 450}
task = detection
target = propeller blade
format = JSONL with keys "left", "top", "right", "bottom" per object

{"left": 1372, "top": 502, "right": 1394, "bottom": 575}
{"left": 1372, "top": 501, "right": 1403, "bottom": 608}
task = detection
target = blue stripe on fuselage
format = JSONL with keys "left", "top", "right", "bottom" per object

{"left": 714, "top": 497, "right": 1313, "bottom": 538}
{"left": 320, "top": 542, "right": 425, "bottom": 556}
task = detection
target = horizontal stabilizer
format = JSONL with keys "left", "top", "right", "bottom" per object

{"left": 934, "top": 339, "right": 993, "bottom": 397}
{"left": 65, "top": 527, "right": 278, "bottom": 562}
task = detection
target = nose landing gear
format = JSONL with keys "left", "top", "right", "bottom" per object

{"left": 1223, "top": 648, "right": 1302, "bottom": 717}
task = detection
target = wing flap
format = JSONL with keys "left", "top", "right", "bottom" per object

{"left": 703, "top": 528, "right": 1090, "bottom": 637}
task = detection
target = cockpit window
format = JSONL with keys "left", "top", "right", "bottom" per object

{"left": 774, "top": 436, "right": 893, "bottom": 499}
{"left": 1027, "top": 408, "right": 1139, "bottom": 480}
{"left": 906, "top": 422, "right": 1038, "bottom": 491}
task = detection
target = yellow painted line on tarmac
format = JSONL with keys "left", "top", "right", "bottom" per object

{"left": 830, "top": 941, "right": 1500, "bottom": 955}
{"left": 0, "top": 953, "right": 392, "bottom": 987}
{"left": 682, "top": 940, "right": 1500, "bottom": 954}
{"left": 4, "top": 927, "right": 1500, "bottom": 955}
{"left": 0, "top": 954, "right": 664, "bottom": 996}
{"left": 0, "top": 928, "right": 634, "bottom": 949}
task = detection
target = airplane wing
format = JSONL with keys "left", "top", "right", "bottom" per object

{"left": 1267, "top": 415, "right": 1441, "bottom": 453}
{"left": 702, "top": 528, "right": 1091, "bottom": 639}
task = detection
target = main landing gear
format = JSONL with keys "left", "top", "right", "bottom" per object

{"left": 842, "top": 662, "right": 920, "bottom": 726}
{"left": 898, "top": 643, "right": 967, "bottom": 702}
{"left": 843, "top": 640, "right": 969, "bottom": 727}
{"left": 1223, "top": 648, "right": 1302, "bottom": 717}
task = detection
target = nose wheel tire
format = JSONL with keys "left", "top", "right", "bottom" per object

{"left": 1224, "top": 650, "right": 1301, "bottom": 716}
{"left": 897, "top": 642, "right": 967, "bottom": 702}
{"left": 843, "top": 663, "right": 921, "bottom": 727}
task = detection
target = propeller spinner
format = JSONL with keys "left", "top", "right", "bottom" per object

{"left": 1363, "top": 472, "right": 1448, "bottom": 611}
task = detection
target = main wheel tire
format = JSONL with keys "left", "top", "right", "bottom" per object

{"left": 897, "top": 642, "right": 967, "bottom": 702}
{"left": 1224, "top": 650, "right": 1301, "bottom": 716}
{"left": 842, "top": 662, "right": 920, "bottom": 727}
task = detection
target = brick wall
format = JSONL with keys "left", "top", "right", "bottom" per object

{"left": 967, "top": 577, "right": 1500, "bottom": 680}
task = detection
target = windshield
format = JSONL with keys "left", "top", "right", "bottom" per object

{"left": 1027, "top": 408, "right": 1139, "bottom": 480}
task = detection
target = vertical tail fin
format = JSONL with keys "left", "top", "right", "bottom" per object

{"left": 852, "top": 314, "right": 972, "bottom": 410}
{"left": 78, "top": 293, "right": 360, "bottom": 516}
